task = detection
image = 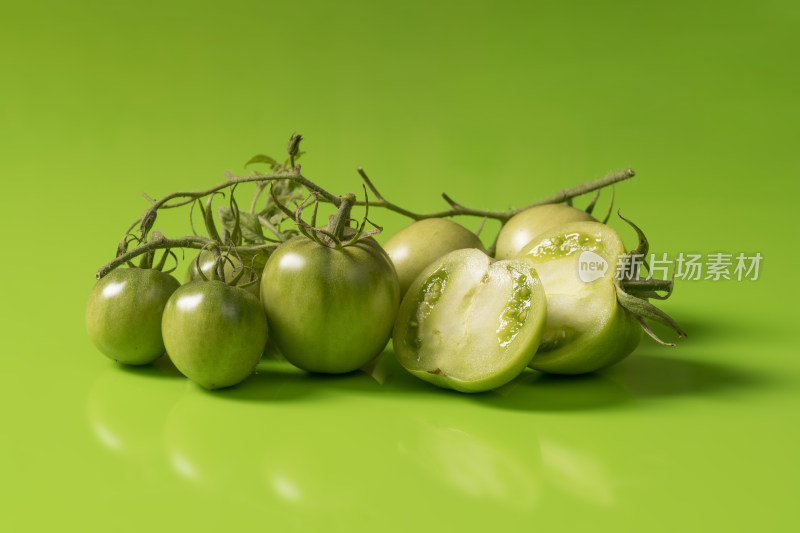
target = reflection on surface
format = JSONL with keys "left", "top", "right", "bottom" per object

{"left": 170, "top": 449, "right": 200, "bottom": 480}
{"left": 86, "top": 358, "right": 185, "bottom": 470}
{"left": 164, "top": 389, "right": 269, "bottom": 489}
{"left": 271, "top": 473, "right": 302, "bottom": 502}
{"left": 85, "top": 349, "right": 627, "bottom": 523}
{"left": 400, "top": 416, "right": 541, "bottom": 509}
{"left": 256, "top": 411, "right": 404, "bottom": 511}
{"left": 93, "top": 421, "right": 122, "bottom": 451}
{"left": 541, "top": 438, "right": 614, "bottom": 506}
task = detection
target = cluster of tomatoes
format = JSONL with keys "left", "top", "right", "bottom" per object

{"left": 385, "top": 206, "right": 648, "bottom": 392}
{"left": 88, "top": 192, "right": 682, "bottom": 393}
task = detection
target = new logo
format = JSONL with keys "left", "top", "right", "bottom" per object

{"left": 577, "top": 250, "right": 609, "bottom": 282}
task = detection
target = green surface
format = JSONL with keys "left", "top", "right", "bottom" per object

{"left": 2, "top": 0, "right": 798, "bottom": 531}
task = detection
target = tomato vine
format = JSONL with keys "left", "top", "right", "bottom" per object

{"left": 96, "top": 133, "right": 636, "bottom": 280}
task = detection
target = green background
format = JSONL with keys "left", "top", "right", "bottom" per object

{"left": 2, "top": 0, "right": 798, "bottom": 531}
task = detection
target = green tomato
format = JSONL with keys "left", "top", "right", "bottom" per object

{"left": 260, "top": 234, "right": 401, "bottom": 373}
{"left": 518, "top": 221, "right": 642, "bottom": 374}
{"left": 495, "top": 204, "right": 595, "bottom": 260}
{"left": 184, "top": 250, "right": 268, "bottom": 299}
{"left": 162, "top": 280, "right": 268, "bottom": 389}
{"left": 86, "top": 267, "right": 180, "bottom": 365}
{"left": 382, "top": 218, "right": 485, "bottom": 295}
{"left": 392, "top": 248, "right": 547, "bottom": 393}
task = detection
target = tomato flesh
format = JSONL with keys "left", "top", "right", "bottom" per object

{"left": 393, "top": 249, "right": 546, "bottom": 393}
{"left": 518, "top": 221, "right": 642, "bottom": 374}
{"left": 495, "top": 204, "right": 595, "bottom": 260}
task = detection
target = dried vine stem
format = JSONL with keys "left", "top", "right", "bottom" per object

{"left": 100, "top": 132, "right": 637, "bottom": 280}
{"left": 102, "top": 167, "right": 634, "bottom": 279}
{"left": 96, "top": 236, "right": 277, "bottom": 280}
{"left": 121, "top": 167, "right": 342, "bottom": 241}
{"left": 352, "top": 167, "right": 635, "bottom": 222}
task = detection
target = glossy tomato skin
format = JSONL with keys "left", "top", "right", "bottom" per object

{"left": 260, "top": 235, "right": 400, "bottom": 374}
{"left": 86, "top": 267, "right": 180, "bottom": 365}
{"left": 533, "top": 288, "right": 641, "bottom": 374}
{"left": 162, "top": 280, "right": 268, "bottom": 389}
{"left": 495, "top": 204, "right": 595, "bottom": 260}
{"left": 184, "top": 250, "right": 268, "bottom": 299}
{"left": 382, "top": 218, "right": 485, "bottom": 295}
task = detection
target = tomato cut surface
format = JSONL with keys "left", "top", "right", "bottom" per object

{"left": 393, "top": 249, "right": 546, "bottom": 393}
{"left": 495, "top": 204, "right": 595, "bottom": 260}
{"left": 518, "top": 221, "right": 642, "bottom": 374}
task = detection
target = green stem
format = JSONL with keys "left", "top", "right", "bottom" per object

{"left": 97, "top": 236, "right": 212, "bottom": 279}
{"left": 121, "top": 168, "right": 342, "bottom": 242}
{"left": 97, "top": 237, "right": 279, "bottom": 279}
{"left": 327, "top": 193, "right": 356, "bottom": 240}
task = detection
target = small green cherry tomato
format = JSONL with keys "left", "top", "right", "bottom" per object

{"left": 383, "top": 218, "right": 486, "bottom": 295}
{"left": 518, "top": 221, "right": 641, "bottom": 374}
{"left": 392, "top": 248, "right": 547, "bottom": 393}
{"left": 86, "top": 267, "right": 180, "bottom": 365}
{"left": 162, "top": 280, "right": 268, "bottom": 389}
{"left": 184, "top": 250, "right": 267, "bottom": 299}
{"left": 260, "top": 234, "right": 400, "bottom": 374}
{"left": 495, "top": 204, "right": 595, "bottom": 260}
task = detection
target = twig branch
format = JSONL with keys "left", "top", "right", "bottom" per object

{"left": 121, "top": 167, "right": 342, "bottom": 242}
{"left": 96, "top": 236, "right": 279, "bottom": 279}
{"left": 527, "top": 169, "right": 635, "bottom": 208}
{"left": 356, "top": 167, "right": 384, "bottom": 201}
{"left": 347, "top": 168, "right": 636, "bottom": 223}
{"left": 97, "top": 236, "right": 213, "bottom": 279}
{"left": 102, "top": 149, "right": 636, "bottom": 281}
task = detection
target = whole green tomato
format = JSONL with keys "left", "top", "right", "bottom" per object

{"left": 184, "top": 250, "right": 268, "bottom": 299}
{"left": 495, "top": 204, "right": 595, "bottom": 260}
{"left": 518, "top": 221, "right": 641, "bottom": 374}
{"left": 382, "top": 218, "right": 485, "bottom": 295}
{"left": 260, "top": 234, "right": 400, "bottom": 373}
{"left": 162, "top": 280, "right": 268, "bottom": 389}
{"left": 86, "top": 267, "right": 180, "bottom": 365}
{"left": 392, "top": 248, "right": 547, "bottom": 393}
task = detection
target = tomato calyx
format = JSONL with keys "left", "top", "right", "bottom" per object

{"left": 192, "top": 244, "right": 261, "bottom": 291}
{"left": 269, "top": 185, "right": 383, "bottom": 250}
{"left": 613, "top": 212, "right": 687, "bottom": 346}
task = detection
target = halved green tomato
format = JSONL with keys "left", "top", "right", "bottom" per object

{"left": 392, "top": 249, "right": 547, "bottom": 393}
{"left": 518, "top": 221, "right": 641, "bottom": 374}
